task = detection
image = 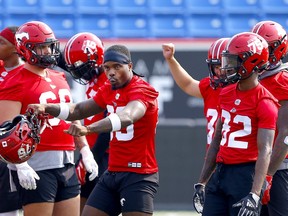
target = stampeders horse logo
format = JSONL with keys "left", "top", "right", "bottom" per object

{"left": 15, "top": 32, "right": 29, "bottom": 45}
{"left": 82, "top": 39, "right": 97, "bottom": 55}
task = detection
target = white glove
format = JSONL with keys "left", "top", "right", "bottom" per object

{"left": 15, "top": 162, "right": 40, "bottom": 190}
{"left": 80, "top": 146, "right": 98, "bottom": 181}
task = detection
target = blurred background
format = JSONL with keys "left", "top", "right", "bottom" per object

{"left": 2, "top": 0, "right": 288, "bottom": 212}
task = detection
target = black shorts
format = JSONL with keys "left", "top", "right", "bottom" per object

{"left": 86, "top": 171, "right": 159, "bottom": 215}
{"left": 268, "top": 169, "right": 288, "bottom": 216}
{"left": 11, "top": 164, "right": 80, "bottom": 205}
{"left": 81, "top": 152, "right": 109, "bottom": 198}
{"left": 203, "top": 162, "right": 256, "bottom": 216}
{"left": 0, "top": 162, "right": 22, "bottom": 212}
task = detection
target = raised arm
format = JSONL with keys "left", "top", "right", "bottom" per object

{"left": 162, "top": 43, "right": 202, "bottom": 98}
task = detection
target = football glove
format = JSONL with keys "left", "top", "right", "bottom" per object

{"left": 80, "top": 146, "right": 98, "bottom": 181}
{"left": 193, "top": 183, "right": 205, "bottom": 214}
{"left": 233, "top": 192, "right": 260, "bottom": 216}
{"left": 262, "top": 175, "right": 273, "bottom": 205}
{"left": 15, "top": 161, "right": 40, "bottom": 190}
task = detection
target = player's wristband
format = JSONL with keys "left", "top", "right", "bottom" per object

{"left": 108, "top": 113, "right": 121, "bottom": 131}
{"left": 56, "top": 103, "right": 69, "bottom": 120}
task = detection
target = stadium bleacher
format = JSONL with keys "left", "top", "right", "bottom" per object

{"left": 0, "top": 0, "right": 287, "bottom": 39}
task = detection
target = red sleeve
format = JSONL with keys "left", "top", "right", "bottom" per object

{"left": 127, "top": 84, "right": 158, "bottom": 109}
{"left": 257, "top": 98, "right": 278, "bottom": 129}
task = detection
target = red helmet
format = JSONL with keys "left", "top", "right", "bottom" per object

{"left": 64, "top": 32, "right": 104, "bottom": 85}
{"left": 0, "top": 115, "right": 41, "bottom": 164}
{"left": 251, "top": 20, "right": 288, "bottom": 66}
{"left": 206, "top": 37, "right": 230, "bottom": 89}
{"left": 221, "top": 32, "right": 269, "bottom": 84}
{"left": 15, "top": 21, "right": 60, "bottom": 68}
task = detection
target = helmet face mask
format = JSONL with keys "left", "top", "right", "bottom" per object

{"left": 66, "top": 59, "right": 98, "bottom": 85}
{"left": 15, "top": 21, "right": 60, "bottom": 68}
{"left": 220, "top": 52, "right": 242, "bottom": 84}
{"left": 26, "top": 41, "right": 60, "bottom": 68}
{"left": 206, "top": 38, "right": 230, "bottom": 89}
{"left": 64, "top": 32, "right": 104, "bottom": 85}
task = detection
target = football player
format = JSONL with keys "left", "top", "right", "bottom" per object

{"left": 0, "top": 21, "right": 98, "bottom": 216}
{"left": 27, "top": 44, "right": 160, "bottom": 216}
{"left": 0, "top": 25, "right": 24, "bottom": 216}
{"left": 252, "top": 20, "right": 288, "bottom": 216}
{"left": 196, "top": 32, "right": 278, "bottom": 216}
{"left": 63, "top": 32, "right": 110, "bottom": 213}
{"left": 162, "top": 38, "right": 229, "bottom": 213}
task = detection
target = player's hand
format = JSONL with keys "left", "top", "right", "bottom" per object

{"left": 15, "top": 162, "right": 40, "bottom": 190}
{"left": 162, "top": 43, "right": 175, "bottom": 60}
{"left": 262, "top": 175, "right": 273, "bottom": 205}
{"left": 193, "top": 183, "right": 205, "bottom": 214}
{"left": 26, "top": 104, "right": 46, "bottom": 116}
{"left": 80, "top": 146, "right": 98, "bottom": 181}
{"left": 75, "top": 159, "right": 87, "bottom": 185}
{"left": 64, "top": 123, "right": 88, "bottom": 137}
{"left": 233, "top": 192, "right": 260, "bottom": 216}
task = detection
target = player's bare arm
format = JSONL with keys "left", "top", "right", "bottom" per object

{"left": 251, "top": 128, "right": 274, "bottom": 196}
{"left": 198, "top": 118, "right": 222, "bottom": 184}
{"left": 268, "top": 100, "right": 288, "bottom": 176}
{"left": 0, "top": 100, "right": 21, "bottom": 123}
{"left": 162, "top": 43, "right": 202, "bottom": 98}
{"left": 28, "top": 98, "right": 104, "bottom": 121}
{"left": 50, "top": 99, "right": 146, "bottom": 137}
{"left": 84, "top": 100, "right": 147, "bottom": 135}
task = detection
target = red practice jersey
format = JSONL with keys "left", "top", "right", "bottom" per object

{"left": 199, "top": 77, "right": 222, "bottom": 147}
{"left": 260, "top": 70, "right": 288, "bottom": 159}
{"left": 93, "top": 75, "right": 159, "bottom": 174}
{"left": 0, "top": 63, "right": 24, "bottom": 83}
{"left": 216, "top": 84, "right": 279, "bottom": 164}
{"left": 84, "top": 72, "right": 108, "bottom": 148}
{"left": 0, "top": 68, "right": 74, "bottom": 151}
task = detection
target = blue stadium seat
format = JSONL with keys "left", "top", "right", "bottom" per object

{"left": 41, "top": 0, "right": 75, "bottom": 14}
{"left": 5, "top": 14, "right": 41, "bottom": 27}
{"left": 42, "top": 15, "right": 76, "bottom": 39}
{"left": 76, "top": 0, "right": 111, "bottom": 14}
{"left": 186, "top": 0, "right": 222, "bottom": 14}
{"left": 150, "top": 15, "right": 186, "bottom": 38}
{"left": 5, "top": 0, "right": 40, "bottom": 14}
{"left": 112, "top": 0, "right": 149, "bottom": 14}
{"left": 77, "top": 15, "right": 112, "bottom": 39}
{"left": 149, "top": 0, "right": 186, "bottom": 14}
{"left": 262, "top": 14, "right": 288, "bottom": 31}
{"left": 222, "top": 0, "right": 260, "bottom": 14}
{"left": 0, "top": 16, "right": 4, "bottom": 30}
{"left": 224, "top": 14, "right": 262, "bottom": 37}
{"left": 260, "top": 0, "right": 288, "bottom": 13}
{"left": 113, "top": 15, "right": 149, "bottom": 38}
{"left": 187, "top": 14, "right": 224, "bottom": 38}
